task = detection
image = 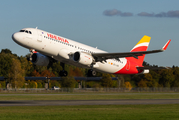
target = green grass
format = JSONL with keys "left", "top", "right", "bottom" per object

{"left": 0, "top": 93, "right": 179, "bottom": 100}
{"left": 0, "top": 93, "right": 178, "bottom": 119}
{"left": 0, "top": 104, "right": 179, "bottom": 120}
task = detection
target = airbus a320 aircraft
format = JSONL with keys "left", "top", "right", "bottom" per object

{"left": 12, "top": 28, "right": 171, "bottom": 76}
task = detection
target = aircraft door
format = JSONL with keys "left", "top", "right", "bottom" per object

{"left": 37, "top": 30, "right": 42, "bottom": 42}
{"left": 126, "top": 61, "right": 130, "bottom": 71}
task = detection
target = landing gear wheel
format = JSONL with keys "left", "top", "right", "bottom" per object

{"left": 59, "top": 70, "right": 68, "bottom": 77}
{"left": 88, "top": 69, "right": 96, "bottom": 77}
{"left": 59, "top": 62, "right": 68, "bottom": 77}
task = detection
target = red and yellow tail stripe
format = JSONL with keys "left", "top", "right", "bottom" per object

{"left": 129, "top": 35, "right": 151, "bottom": 65}
{"left": 131, "top": 35, "right": 151, "bottom": 52}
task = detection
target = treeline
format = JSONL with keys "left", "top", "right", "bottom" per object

{"left": 0, "top": 49, "right": 178, "bottom": 89}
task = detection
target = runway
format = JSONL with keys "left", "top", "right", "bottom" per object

{"left": 0, "top": 99, "right": 179, "bottom": 106}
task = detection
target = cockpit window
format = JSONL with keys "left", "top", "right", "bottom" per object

{"left": 19, "top": 30, "right": 32, "bottom": 34}
{"left": 20, "top": 30, "right": 25, "bottom": 32}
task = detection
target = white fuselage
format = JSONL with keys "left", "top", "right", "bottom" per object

{"left": 12, "top": 28, "right": 127, "bottom": 74}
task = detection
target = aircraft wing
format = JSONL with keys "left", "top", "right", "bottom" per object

{"left": 92, "top": 39, "right": 171, "bottom": 62}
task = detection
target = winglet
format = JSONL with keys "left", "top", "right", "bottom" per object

{"left": 162, "top": 39, "right": 171, "bottom": 51}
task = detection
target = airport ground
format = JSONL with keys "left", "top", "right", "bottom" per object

{"left": 0, "top": 92, "right": 179, "bottom": 120}
{"left": 0, "top": 104, "right": 179, "bottom": 120}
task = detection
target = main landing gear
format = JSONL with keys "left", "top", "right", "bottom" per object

{"left": 87, "top": 62, "right": 97, "bottom": 77}
{"left": 87, "top": 69, "right": 96, "bottom": 77}
{"left": 59, "top": 62, "right": 96, "bottom": 77}
{"left": 59, "top": 62, "right": 68, "bottom": 77}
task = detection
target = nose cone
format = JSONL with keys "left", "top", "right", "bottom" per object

{"left": 12, "top": 33, "right": 20, "bottom": 43}
{"left": 12, "top": 32, "right": 24, "bottom": 46}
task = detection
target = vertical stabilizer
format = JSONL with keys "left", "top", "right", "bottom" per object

{"left": 129, "top": 35, "right": 151, "bottom": 65}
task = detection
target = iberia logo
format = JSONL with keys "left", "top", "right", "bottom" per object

{"left": 47, "top": 33, "right": 69, "bottom": 44}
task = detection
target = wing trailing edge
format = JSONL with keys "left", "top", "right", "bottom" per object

{"left": 136, "top": 66, "right": 169, "bottom": 70}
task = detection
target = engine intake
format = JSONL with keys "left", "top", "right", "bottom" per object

{"left": 73, "top": 52, "right": 93, "bottom": 66}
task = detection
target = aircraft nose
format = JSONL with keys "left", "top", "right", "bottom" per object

{"left": 12, "top": 32, "right": 21, "bottom": 43}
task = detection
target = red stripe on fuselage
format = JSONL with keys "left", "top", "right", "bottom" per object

{"left": 114, "top": 60, "right": 143, "bottom": 74}
{"left": 115, "top": 46, "right": 147, "bottom": 74}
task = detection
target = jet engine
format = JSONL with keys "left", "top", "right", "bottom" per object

{"left": 31, "top": 53, "right": 49, "bottom": 66}
{"left": 73, "top": 52, "right": 93, "bottom": 66}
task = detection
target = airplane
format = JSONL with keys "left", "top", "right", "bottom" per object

{"left": 12, "top": 28, "right": 171, "bottom": 76}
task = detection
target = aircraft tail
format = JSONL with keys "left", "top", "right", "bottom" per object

{"left": 129, "top": 35, "right": 151, "bottom": 65}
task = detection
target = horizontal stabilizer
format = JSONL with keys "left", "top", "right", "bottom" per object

{"left": 137, "top": 66, "right": 168, "bottom": 70}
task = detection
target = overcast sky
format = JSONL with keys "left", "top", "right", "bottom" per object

{"left": 0, "top": 0, "right": 179, "bottom": 67}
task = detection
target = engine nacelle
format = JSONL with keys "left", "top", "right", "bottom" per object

{"left": 31, "top": 53, "right": 49, "bottom": 66}
{"left": 73, "top": 52, "right": 93, "bottom": 66}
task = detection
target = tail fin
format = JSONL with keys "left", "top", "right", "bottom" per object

{"left": 129, "top": 35, "right": 151, "bottom": 65}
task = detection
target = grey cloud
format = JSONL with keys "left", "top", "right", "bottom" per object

{"left": 104, "top": 9, "right": 179, "bottom": 18}
{"left": 120, "top": 12, "right": 133, "bottom": 17}
{"left": 154, "top": 12, "right": 167, "bottom": 17}
{"left": 167, "top": 10, "right": 179, "bottom": 17}
{"left": 103, "top": 9, "right": 121, "bottom": 16}
{"left": 103, "top": 9, "right": 133, "bottom": 17}
{"left": 138, "top": 10, "right": 179, "bottom": 18}
{"left": 137, "top": 12, "right": 154, "bottom": 17}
